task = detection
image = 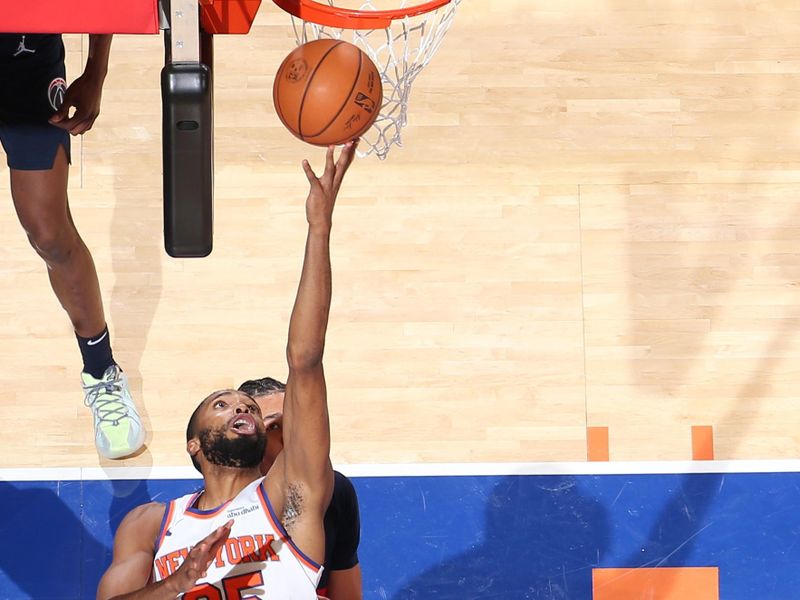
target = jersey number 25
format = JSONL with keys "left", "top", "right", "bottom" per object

{"left": 182, "top": 571, "right": 265, "bottom": 599}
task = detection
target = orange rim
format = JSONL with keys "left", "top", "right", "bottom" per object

{"left": 272, "top": 0, "right": 454, "bottom": 29}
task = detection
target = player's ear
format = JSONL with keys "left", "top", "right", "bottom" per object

{"left": 187, "top": 437, "right": 200, "bottom": 459}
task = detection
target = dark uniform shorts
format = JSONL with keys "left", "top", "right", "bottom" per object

{"left": 0, "top": 34, "right": 71, "bottom": 170}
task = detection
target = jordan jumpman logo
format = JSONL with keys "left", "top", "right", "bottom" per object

{"left": 13, "top": 35, "right": 36, "bottom": 57}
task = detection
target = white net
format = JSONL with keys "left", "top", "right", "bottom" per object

{"left": 290, "top": 0, "right": 461, "bottom": 159}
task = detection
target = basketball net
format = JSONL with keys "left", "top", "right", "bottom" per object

{"left": 289, "top": 0, "right": 461, "bottom": 159}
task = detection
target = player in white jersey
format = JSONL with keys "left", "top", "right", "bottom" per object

{"left": 151, "top": 474, "right": 322, "bottom": 597}
{"left": 96, "top": 140, "right": 358, "bottom": 600}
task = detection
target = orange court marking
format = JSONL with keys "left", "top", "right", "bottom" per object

{"left": 587, "top": 426, "right": 610, "bottom": 462}
{"left": 692, "top": 426, "right": 715, "bottom": 461}
{"left": 593, "top": 566, "right": 719, "bottom": 600}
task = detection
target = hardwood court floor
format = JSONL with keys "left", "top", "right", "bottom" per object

{"left": 1, "top": 1, "right": 799, "bottom": 467}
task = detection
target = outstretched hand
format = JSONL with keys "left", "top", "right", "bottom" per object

{"left": 168, "top": 520, "right": 233, "bottom": 594}
{"left": 302, "top": 140, "right": 359, "bottom": 230}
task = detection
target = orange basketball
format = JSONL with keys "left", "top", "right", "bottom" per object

{"left": 273, "top": 39, "right": 383, "bottom": 146}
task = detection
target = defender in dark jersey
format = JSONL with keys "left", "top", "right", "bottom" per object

{"left": 238, "top": 377, "right": 363, "bottom": 600}
{"left": 0, "top": 34, "right": 144, "bottom": 459}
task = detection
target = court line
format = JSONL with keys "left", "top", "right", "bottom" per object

{"left": 2, "top": 459, "right": 800, "bottom": 481}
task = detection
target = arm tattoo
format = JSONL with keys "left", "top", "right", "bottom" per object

{"left": 282, "top": 482, "right": 304, "bottom": 531}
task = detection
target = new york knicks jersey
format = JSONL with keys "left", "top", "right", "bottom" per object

{"left": 153, "top": 477, "right": 322, "bottom": 599}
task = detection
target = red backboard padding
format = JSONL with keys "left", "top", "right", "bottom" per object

{"left": 200, "top": 0, "right": 261, "bottom": 34}
{"left": 0, "top": 0, "right": 160, "bottom": 34}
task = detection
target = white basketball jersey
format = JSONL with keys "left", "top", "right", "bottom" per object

{"left": 152, "top": 477, "right": 322, "bottom": 599}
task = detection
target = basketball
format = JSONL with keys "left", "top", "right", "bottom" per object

{"left": 273, "top": 39, "right": 383, "bottom": 147}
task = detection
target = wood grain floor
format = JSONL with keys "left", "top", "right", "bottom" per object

{"left": 1, "top": 1, "right": 799, "bottom": 467}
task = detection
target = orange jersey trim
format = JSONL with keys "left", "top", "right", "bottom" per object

{"left": 154, "top": 501, "right": 175, "bottom": 553}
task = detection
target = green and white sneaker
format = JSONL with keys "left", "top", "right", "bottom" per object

{"left": 82, "top": 365, "right": 145, "bottom": 459}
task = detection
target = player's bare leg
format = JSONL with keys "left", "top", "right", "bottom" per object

{"left": 10, "top": 143, "right": 144, "bottom": 459}
{"left": 11, "top": 145, "right": 104, "bottom": 335}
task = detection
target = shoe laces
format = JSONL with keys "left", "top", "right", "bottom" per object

{"left": 84, "top": 378, "right": 130, "bottom": 426}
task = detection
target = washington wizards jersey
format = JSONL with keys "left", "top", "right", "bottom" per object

{"left": 153, "top": 477, "right": 322, "bottom": 599}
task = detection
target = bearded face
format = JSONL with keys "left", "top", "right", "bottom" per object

{"left": 198, "top": 424, "right": 267, "bottom": 469}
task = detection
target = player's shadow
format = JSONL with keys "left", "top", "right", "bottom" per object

{"left": 0, "top": 477, "right": 196, "bottom": 599}
{"left": 608, "top": 328, "right": 799, "bottom": 596}
{"left": 0, "top": 478, "right": 169, "bottom": 599}
{"left": 386, "top": 335, "right": 793, "bottom": 599}
{"left": 389, "top": 475, "right": 609, "bottom": 600}
{"left": 79, "top": 477, "right": 160, "bottom": 596}
{"left": 609, "top": 2, "right": 800, "bottom": 593}
{"left": 84, "top": 477, "right": 169, "bottom": 596}
{"left": 106, "top": 164, "right": 164, "bottom": 455}
{"left": 617, "top": 472, "right": 722, "bottom": 569}
{"left": 0, "top": 480, "right": 110, "bottom": 600}
{"left": 82, "top": 476, "right": 204, "bottom": 597}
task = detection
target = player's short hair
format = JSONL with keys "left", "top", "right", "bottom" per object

{"left": 238, "top": 377, "right": 286, "bottom": 397}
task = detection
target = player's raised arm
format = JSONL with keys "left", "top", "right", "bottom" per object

{"left": 268, "top": 141, "right": 357, "bottom": 549}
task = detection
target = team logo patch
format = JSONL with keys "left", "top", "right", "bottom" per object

{"left": 48, "top": 78, "right": 67, "bottom": 111}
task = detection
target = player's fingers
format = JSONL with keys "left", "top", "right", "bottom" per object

{"left": 56, "top": 114, "right": 82, "bottom": 131}
{"left": 193, "top": 535, "right": 218, "bottom": 560}
{"left": 66, "top": 107, "right": 90, "bottom": 127}
{"left": 194, "top": 541, "right": 209, "bottom": 557}
{"left": 70, "top": 121, "right": 91, "bottom": 136}
{"left": 333, "top": 140, "right": 357, "bottom": 186}
{"left": 202, "top": 547, "right": 218, "bottom": 571}
{"left": 211, "top": 527, "right": 229, "bottom": 548}
{"left": 202, "top": 529, "right": 222, "bottom": 548}
{"left": 339, "top": 139, "right": 357, "bottom": 170}
{"left": 206, "top": 524, "right": 223, "bottom": 541}
{"left": 76, "top": 117, "right": 97, "bottom": 135}
{"left": 302, "top": 159, "right": 318, "bottom": 185}
{"left": 50, "top": 116, "right": 76, "bottom": 131}
{"left": 348, "top": 138, "right": 359, "bottom": 160}
{"left": 48, "top": 97, "right": 74, "bottom": 124}
{"left": 48, "top": 109, "right": 67, "bottom": 123}
{"left": 323, "top": 145, "right": 336, "bottom": 177}
{"left": 207, "top": 521, "right": 233, "bottom": 553}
